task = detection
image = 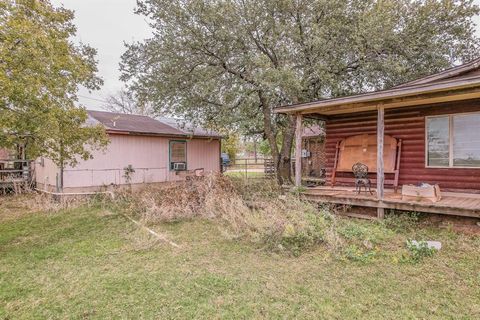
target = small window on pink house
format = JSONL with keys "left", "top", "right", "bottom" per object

{"left": 169, "top": 140, "right": 187, "bottom": 171}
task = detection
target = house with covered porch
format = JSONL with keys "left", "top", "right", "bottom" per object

{"left": 276, "top": 58, "right": 480, "bottom": 219}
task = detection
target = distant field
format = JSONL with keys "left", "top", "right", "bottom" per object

{"left": 229, "top": 158, "right": 266, "bottom": 165}
{"left": 1, "top": 194, "right": 479, "bottom": 319}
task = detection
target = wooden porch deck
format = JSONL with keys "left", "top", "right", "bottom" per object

{"left": 302, "top": 186, "right": 480, "bottom": 218}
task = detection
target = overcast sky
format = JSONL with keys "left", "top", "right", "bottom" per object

{"left": 52, "top": 0, "right": 480, "bottom": 111}
{"left": 51, "top": 0, "right": 151, "bottom": 110}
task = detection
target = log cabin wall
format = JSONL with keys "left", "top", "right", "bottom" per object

{"left": 324, "top": 99, "right": 480, "bottom": 192}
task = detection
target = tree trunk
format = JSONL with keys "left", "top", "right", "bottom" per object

{"left": 276, "top": 155, "right": 291, "bottom": 185}
{"left": 59, "top": 140, "right": 64, "bottom": 192}
{"left": 259, "top": 91, "right": 296, "bottom": 185}
{"left": 276, "top": 115, "right": 296, "bottom": 185}
{"left": 59, "top": 162, "right": 64, "bottom": 192}
{"left": 253, "top": 138, "right": 257, "bottom": 164}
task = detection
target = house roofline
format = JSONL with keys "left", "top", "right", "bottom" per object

{"left": 105, "top": 129, "right": 223, "bottom": 140}
{"left": 274, "top": 74, "right": 480, "bottom": 115}
{"left": 394, "top": 57, "right": 480, "bottom": 88}
{"left": 87, "top": 110, "right": 223, "bottom": 139}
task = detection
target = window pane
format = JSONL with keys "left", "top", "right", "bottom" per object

{"left": 453, "top": 114, "right": 480, "bottom": 167}
{"left": 427, "top": 116, "right": 450, "bottom": 167}
{"left": 170, "top": 142, "right": 186, "bottom": 162}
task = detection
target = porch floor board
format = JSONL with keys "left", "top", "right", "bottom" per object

{"left": 303, "top": 186, "right": 480, "bottom": 218}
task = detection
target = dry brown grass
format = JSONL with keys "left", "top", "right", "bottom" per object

{"left": 111, "top": 174, "right": 331, "bottom": 255}
{"left": 0, "top": 192, "right": 105, "bottom": 222}
{"left": 110, "top": 175, "right": 452, "bottom": 260}
{"left": 1, "top": 175, "right": 455, "bottom": 260}
{"left": 0, "top": 193, "right": 65, "bottom": 222}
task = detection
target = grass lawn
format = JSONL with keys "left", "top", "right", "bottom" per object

{"left": 1, "top": 197, "right": 479, "bottom": 319}
{"left": 224, "top": 171, "right": 267, "bottom": 179}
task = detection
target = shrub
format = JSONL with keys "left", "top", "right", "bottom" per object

{"left": 255, "top": 199, "right": 328, "bottom": 256}
{"left": 338, "top": 223, "right": 368, "bottom": 240}
{"left": 404, "top": 240, "right": 437, "bottom": 263}
{"left": 344, "top": 244, "right": 376, "bottom": 263}
{"left": 383, "top": 211, "right": 420, "bottom": 232}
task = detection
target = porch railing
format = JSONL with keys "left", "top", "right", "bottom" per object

{"left": 0, "top": 160, "right": 34, "bottom": 193}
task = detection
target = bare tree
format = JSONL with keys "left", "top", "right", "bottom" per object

{"left": 104, "top": 88, "right": 155, "bottom": 116}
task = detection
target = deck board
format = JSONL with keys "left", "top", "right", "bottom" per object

{"left": 303, "top": 186, "right": 480, "bottom": 218}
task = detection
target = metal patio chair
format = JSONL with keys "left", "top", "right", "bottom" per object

{"left": 352, "top": 162, "right": 373, "bottom": 195}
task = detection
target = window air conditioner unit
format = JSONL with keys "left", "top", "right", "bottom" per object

{"left": 173, "top": 162, "right": 187, "bottom": 171}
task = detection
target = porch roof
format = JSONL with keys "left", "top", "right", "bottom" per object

{"left": 275, "top": 61, "right": 480, "bottom": 116}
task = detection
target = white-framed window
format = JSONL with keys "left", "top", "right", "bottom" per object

{"left": 426, "top": 112, "right": 480, "bottom": 168}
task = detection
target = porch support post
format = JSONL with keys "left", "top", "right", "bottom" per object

{"left": 295, "top": 113, "right": 303, "bottom": 187}
{"left": 376, "top": 105, "right": 385, "bottom": 219}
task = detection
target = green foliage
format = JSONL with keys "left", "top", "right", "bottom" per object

{"left": 344, "top": 244, "right": 376, "bottom": 263}
{"left": 242, "top": 136, "right": 261, "bottom": 156}
{"left": 0, "top": 0, "right": 108, "bottom": 165}
{"left": 335, "top": 221, "right": 391, "bottom": 262}
{"left": 277, "top": 211, "right": 326, "bottom": 257}
{"left": 258, "top": 139, "right": 272, "bottom": 157}
{"left": 290, "top": 186, "right": 307, "bottom": 195}
{"left": 339, "top": 224, "right": 367, "bottom": 240}
{"left": 221, "top": 133, "right": 239, "bottom": 160}
{"left": 258, "top": 134, "right": 283, "bottom": 157}
{"left": 121, "top": 0, "right": 479, "bottom": 181}
{"left": 404, "top": 240, "right": 438, "bottom": 263}
{"left": 383, "top": 211, "right": 421, "bottom": 232}
{"left": 41, "top": 107, "right": 109, "bottom": 169}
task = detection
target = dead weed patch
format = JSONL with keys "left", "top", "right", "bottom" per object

{"left": 109, "top": 175, "right": 332, "bottom": 255}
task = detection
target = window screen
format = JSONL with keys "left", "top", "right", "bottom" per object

{"left": 170, "top": 141, "right": 186, "bottom": 170}
{"left": 453, "top": 114, "right": 480, "bottom": 167}
{"left": 427, "top": 116, "right": 450, "bottom": 167}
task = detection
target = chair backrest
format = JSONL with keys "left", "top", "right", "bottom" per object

{"left": 352, "top": 162, "right": 369, "bottom": 179}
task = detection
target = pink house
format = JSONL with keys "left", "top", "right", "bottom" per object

{"left": 35, "top": 111, "right": 222, "bottom": 192}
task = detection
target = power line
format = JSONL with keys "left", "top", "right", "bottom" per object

{"left": 78, "top": 94, "right": 109, "bottom": 104}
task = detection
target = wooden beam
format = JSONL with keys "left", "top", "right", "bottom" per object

{"left": 276, "top": 79, "right": 480, "bottom": 115}
{"left": 290, "top": 87, "right": 480, "bottom": 116}
{"left": 295, "top": 113, "right": 303, "bottom": 187}
{"left": 303, "top": 113, "right": 329, "bottom": 121}
{"left": 376, "top": 105, "right": 385, "bottom": 219}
